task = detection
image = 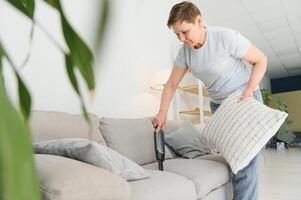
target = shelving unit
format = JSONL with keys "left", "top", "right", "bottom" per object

{"left": 175, "top": 74, "right": 212, "bottom": 125}
{"left": 179, "top": 108, "right": 212, "bottom": 116}
{"left": 179, "top": 84, "right": 208, "bottom": 96}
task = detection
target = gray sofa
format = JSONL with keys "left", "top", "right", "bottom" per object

{"left": 30, "top": 111, "right": 233, "bottom": 200}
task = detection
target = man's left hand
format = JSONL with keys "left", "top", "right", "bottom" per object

{"left": 240, "top": 89, "right": 253, "bottom": 101}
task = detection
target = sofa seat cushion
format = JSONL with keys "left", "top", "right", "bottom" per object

{"left": 201, "top": 182, "right": 233, "bottom": 200}
{"left": 143, "top": 158, "right": 231, "bottom": 199}
{"left": 196, "top": 153, "right": 229, "bottom": 166}
{"left": 129, "top": 169, "right": 196, "bottom": 200}
{"left": 35, "top": 154, "right": 130, "bottom": 200}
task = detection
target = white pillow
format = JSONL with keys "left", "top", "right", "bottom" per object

{"left": 34, "top": 138, "right": 151, "bottom": 181}
{"left": 202, "top": 91, "right": 287, "bottom": 174}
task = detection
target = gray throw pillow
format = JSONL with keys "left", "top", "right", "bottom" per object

{"left": 34, "top": 138, "right": 151, "bottom": 181}
{"left": 165, "top": 124, "right": 210, "bottom": 159}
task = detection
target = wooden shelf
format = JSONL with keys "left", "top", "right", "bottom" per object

{"left": 179, "top": 108, "right": 212, "bottom": 116}
{"left": 180, "top": 84, "right": 208, "bottom": 96}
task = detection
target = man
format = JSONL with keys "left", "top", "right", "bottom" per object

{"left": 153, "top": 1, "right": 267, "bottom": 200}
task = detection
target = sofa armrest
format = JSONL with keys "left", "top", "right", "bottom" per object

{"left": 35, "top": 154, "right": 130, "bottom": 200}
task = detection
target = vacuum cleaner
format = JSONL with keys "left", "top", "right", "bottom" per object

{"left": 154, "top": 128, "right": 165, "bottom": 171}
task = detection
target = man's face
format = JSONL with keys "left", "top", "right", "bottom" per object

{"left": 171, "top": 17, "right": 202, "bottom": 48}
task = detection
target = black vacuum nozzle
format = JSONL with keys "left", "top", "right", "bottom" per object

{"left": 154, "top": 129, "right": 165, "bottom": 171}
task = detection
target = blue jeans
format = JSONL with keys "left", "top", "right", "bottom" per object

{"left": 210, "top": 90, "right": 263, "bottom": 200}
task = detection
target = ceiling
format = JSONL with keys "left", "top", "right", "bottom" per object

{"left": 195, "top": 0, "right": 301, "bottom": 79}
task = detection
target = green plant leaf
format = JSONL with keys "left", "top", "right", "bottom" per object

{"left": 9, "top": 0, "right": 96, "bottom": 93}
{"left": 43, "top": 0, "right": 110, "bottom": 121}
{"left": 0, "top": 49, "right": 40, "bottom": 200}
{"left": 6, "top": 0, "right": 35, "bottom": 19}
{"left": 260, "top": 89, "right": 271, "bottom": 106}
{"left": 277, "top": 96, "right": 289, "bottom": 112}
{"left": 60, "top": 13, "right": 95, "bottom": 90}
{"left": 277, "top": 127, "right": 296, "bottom": 144}
{"left": 260, "top": 89, "right": 296, "bottom": 146}
{"left": 95, "top": 0, "right": 109, "bottom": 53}
{"left": 16, "top": 74, "right": 31, "bottom": 120}
{"left": 272, "top": 95, "right": 295, "bottom": 143}
{"left": 19, "top": 22, "right": 35, "bottom": 69}
{"left": 65, "top": 54, "right": 89, "bottom": 121}
{"left": 65, "top": 54, "right": 80, "bottom": 93}
{"left": 0, "top": 46, "right": 3, "bottom": 75}
{"left": 0, "top": 61, "right": 2, "bottom": 75}
{"left": 44, "top": 0, "right": 59, "bottom": 8}
{"left": 0, "top": 41, "right": 32, "bottom": 121}
{"left": 0, "top": 43, "right": 4, "bottom": 58}
{"left": 43, "top": 0, "right": 95, "bottom": 91}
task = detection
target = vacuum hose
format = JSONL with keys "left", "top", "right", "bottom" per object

{"left": 154, "top": 129, "right": 165, "bottom": 171}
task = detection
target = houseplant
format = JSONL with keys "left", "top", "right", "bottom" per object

{"left": 261, "top": 89, "right": 296, "bottom": 149}
{"left": 0, "top": 0, "right": 108, "bottom": 199}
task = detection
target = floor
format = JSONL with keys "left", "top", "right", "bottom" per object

{"left": 258, "top": 148, "right": 301, "bottom": 200}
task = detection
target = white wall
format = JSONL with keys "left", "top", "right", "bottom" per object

{"left": 92, "top": 0, "right": 182, "bottom": 118}
{"left": 0, "top": 0, "right": 271, "bottom": 121}
{"left": 0, "top": 0, "right": 181, "bottom": 119}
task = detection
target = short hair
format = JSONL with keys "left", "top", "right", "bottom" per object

{"left": 167, "top": 1, "right": 201, "bottom": 28}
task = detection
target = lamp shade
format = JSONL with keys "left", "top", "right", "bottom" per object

{"left": 150, "top": 70, "right": 171, "bottom": 90}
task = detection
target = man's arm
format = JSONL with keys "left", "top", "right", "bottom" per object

{"left": 159, "top": 66, "right": 188, "bottom": 111}
{"left": 153, "top": 66, "right": 187, "bottom": 131}
{"left": 240, "top": 43, "right": 267, "bottom": 100}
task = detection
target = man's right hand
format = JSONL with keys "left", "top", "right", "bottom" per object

{"left": 153, "top": 111, "right": 167, "bottom": 133}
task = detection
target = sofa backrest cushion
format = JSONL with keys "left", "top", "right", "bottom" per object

{"left": 99, "top": 117, "right": 156, "bottom": 165}
{"left": 99, "top": 117, "right": 188, "bottom": 165}
{"left": 30, "top": 111, "right": 106, "bottom": 144}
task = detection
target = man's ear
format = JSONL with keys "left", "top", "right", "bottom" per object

{"left": 195, "top": 15, "right": 202, "bottom": 25}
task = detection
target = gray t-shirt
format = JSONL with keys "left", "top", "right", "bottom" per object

{"left": 174, "top": 26, "right": 252, "bottom": 104}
